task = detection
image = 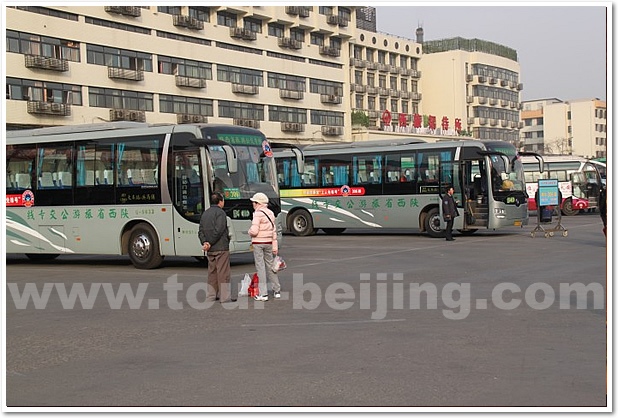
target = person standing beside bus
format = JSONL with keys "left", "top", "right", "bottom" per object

{"left": 248, "top": 192, "right": 281, "bottom": 302}
{"left": 443, "top": 185, "right": 459, "bottom": 241}
{"left": 199, "top": 192, "right": 235, "bottom": 303}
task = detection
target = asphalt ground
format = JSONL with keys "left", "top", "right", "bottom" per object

{"left": 4, "top": 212, "right": 609, "bottom": 409}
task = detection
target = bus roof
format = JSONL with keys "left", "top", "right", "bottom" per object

{"left": 6, "top": 122, "right": 265, "bottom": 145}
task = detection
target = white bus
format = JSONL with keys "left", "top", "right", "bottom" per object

{"left": 6, "top": 122, "right": 301, "bottom": 268}
{"left": 521, "top": 155, "right": 604, "bottom": 216}
{"left": 275, "top": 139, "right": 532, "bottom": 237}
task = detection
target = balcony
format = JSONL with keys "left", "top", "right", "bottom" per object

{"left": 389, "top": 89, "right": 400, "bottom": 97}
{"left": 109, "top": 109, "right": 145, "bottom": 122}
{"left": 354, "top": 84, "right": 367, "bottom": 93}
{"left": 229, "top": 27, "right": 257, "bottom": 41}
{"left": 466, "top": 74, "right": 473, "bottom": 82}
{"left": 350, "top": 58, "right": 366, "bottom": 68}
{"left": 319, "top": 46, "right": 340, "bottom": 58}
{"left": 378, "top": 88, "right": 389, "bottom": 96}
{"left": 233, "top": 118, "right": 260, "bottom": 129}
{"left": 368, "top": 110, "right": 380, "bottom": 119}
{"left": 278, "top": 37, "right": 302, "bottom": 50}
{"left": 108, "top": 67, "right": 144, "bottom": 81}
{"left": 366, "top": 61, "right": 378, "bottom": 70}
{"left": 281, "top": 122, "right": 305, "bottom": 133}
{"left": 411, "top": 92, "right": 422, "bottom": 101}
{"left": 321, "top": 125, "right": 344, "bottom": 136}
{"left": 280, "top": 89, "right": 304, "bottom": 100}
{"left": 175, "top": 75, "right": 206, "bottom": 89}
{"left": 231, "top": 83, "right": 259, "bottom": 95}
{"left": 173, "top": 14, "right": 204, "bottom": 30}
{"left": 409, "top": 69, "right": 421, "bottom": 78}
{"left": 377, "top": 63, "right": 390, "bottom": 72}
{"left": 400, "top": 91, "right": 410, "bottom": 99}
{"left": 177, "top": 114, "right": 208, "bottom": 124}
{"left": 321, "top": 94, "right": 342, "bottom": 104}
{"left": 489, "top": 98, "right": 498, "bottom": 106}
{"left": 24, "top": 55, "right": 69, "bottom": 72}
{"left": 104, "top": 6, "right": 141, "bottom": 17}
{"left": 389, "top": 66, "right": 399, "bottom": 74}
{"left": 285, "top": 6, "right": 302, "bottom": 16}
{"left": 326, "top": 14, "right": 339, "bottom": 25}
{"left": 27, "top": 101, "right": 71, "bottom": 116}
{"left": 366, "top": 86, "right": 378, "bottom": 95}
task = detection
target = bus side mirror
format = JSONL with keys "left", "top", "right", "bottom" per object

{"left": 501, "top": 155, "right": 511, "bottom": 174}
{"left": 291, "top": 148, "right": 305, "bottom": 174}
{"left": 222, "top": 145, "right": 238, "bottom": 173}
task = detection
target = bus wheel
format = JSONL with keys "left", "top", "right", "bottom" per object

{"left": 322, "top": 228, "right": 346, "bottom": 235}
{"left": 425, "top": 208, "right": 445, "bottom": 238}
{"left": 26, "top": 254, "right": 59, "bottom": 261}
{"left": 129, "top": 224, "right": 164, "bottom": 269}
{"left": 561, "top": 198, "right": 580, "bottom": 216}
{"left": 288, "top": 210, "right": 315, "bottom": 236}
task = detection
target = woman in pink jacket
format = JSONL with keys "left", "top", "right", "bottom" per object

{"left": 248, "top": 193, "right": 281, "bottom": 301}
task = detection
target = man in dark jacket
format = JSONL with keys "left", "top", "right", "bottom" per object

{"left": 443, "top": 185, "right": 460, "bottom": 241}
{"left": 198, "top": 192, "right": 235, "bottom": 303}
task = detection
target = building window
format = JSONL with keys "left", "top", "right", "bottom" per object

{"left": 389, "top": 53, "right": 396, "bottom": 67}
{"left": 310, "top": 32, "right": 324, "bottom": 46}
{"left": 391, "top": 99, "right": 398, "bottom": 113}
{"left": 379, "top": 75, "right": 386, "bottom": 88}
{"left": 401, "top": 101, "right": 408, "bottom": 115}
{"left": 355, "top": 71, "right": 363, "bottom": 85}
{"left": 355, "top": 95, "right": 364, "bottom": 109}
{"left": 158, "top": 56, "right": 212, "bottom": 79}
{"left": 268, "top": 72, "right": 306, "bottom": 91}
{"left": 379, "top": 98, "right": 387, "bottom": 110}
{"left": 368, "top": 96, "right": 375, "bottom": 110}
{"left": 401, "top": 79, "right": 408, "bottom": 92}
{"left": 309, "top": 79, "right": 343, "bottom": 96}
{"left": 218, "top": 100, "right": 264, "bottom": 120}
{"left": 244, "top": 17, "right": 262, "bottom": 33}
{"left": 269, "top": 105, "right": 307, "bottom": 123}
{"left": 86, "top": 44, "right": 152, "bottom": 71}
{"left": 400, "top": 56, "right": 408, "bottom": 69}
{"left": 330, "top": 36, "right": 341, "bottom": 50}
{"left": 7, "top": 77, "right": 82, "bottom": 105}
{"left": 188, "top": 6, "right": 209, "bottom": 22}
{"left": 217, "top": 11, "right": 237, "bottom": 27}
{"left": 290, "top": 28, "right": 305, "bottom": 43}
{"left": 88, "top": 87, "right": 153, "bottom": 111}
{"left": 319, "top": 6, "right": 333, "bottom": 15}
{"left": 390, "top": 76, "right": 397, "bottom": 89}
{"left": 7, "top": 30, "right": 80, "bottom": 61}
{"left": 311, "top": 110, "right": 344, "bottom": 126}
{"left": 378, "top": 50, "right": 386, "bottom": 64}
{"left": 354, "top": 45, "right": 363, "bottom": 59}
{"left": 366, "top": 49, "right": 374, "bottom": 62}
{"left": 217, "top": 64, "right": 263, "bottom": 86}
{"left": 160, "top": 95, "right": 213, "bottom": 116}
{"left": 338, "top": 7, "right": 351, "bottom": 22}
{"left": 157, "top": 6, "right": 181, "bottom": 15}
{"left": 367, "top": 73, "right": 375, "bottom": 87}
{"left": 268, "top": 22, "right": 284, "bottom": 38}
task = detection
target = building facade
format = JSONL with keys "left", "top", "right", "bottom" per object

{"left": 419, "top": 37, "right": 523, "bottom": 145}
{"left": 520, "top": 98, "right": 607, "bottom": 158}
{"left": 5, "top": 6, "right": 524, "bottom": 145}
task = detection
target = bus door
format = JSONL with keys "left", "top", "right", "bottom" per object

{"left": 170, "top": 146, "right": 207, "bottom": 257}
{"left": 438, "top": 159, "right": 464, "bottom": 230}
{"left": 460, "top": 158, "right": 489, "bottom": 230}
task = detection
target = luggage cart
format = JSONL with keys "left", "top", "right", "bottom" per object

{"left": 530, "top": 189, "right": 568, "bottom": 238}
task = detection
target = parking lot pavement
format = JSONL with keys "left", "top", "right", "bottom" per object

{"left": 5, "top": 213, "right": 608, "bottom": 408}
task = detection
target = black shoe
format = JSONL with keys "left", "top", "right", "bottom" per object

{"left": 446, "top": 238, "right": 455, "bottom": 241}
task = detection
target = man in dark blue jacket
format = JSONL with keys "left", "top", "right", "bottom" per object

{"left": 443, "top": 185, "right": 460, "bottom": 241}
{"left": 199, "top": 192, "right": 235, "bottom": 303}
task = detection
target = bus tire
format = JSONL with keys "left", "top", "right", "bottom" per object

{"left": 561, "top": 198, "right": 580, "bottom": 216}
{"left": 322, "top": 228, "right": 346, "bottom": 235}
{"left": 25, "top": 253, "right": 59, "bottom": 261}
{"left": 425, "top": 207, "right": 446, "bottom": 238}
{"left": 288, "top": 210, "right": 315, "bottom": 236}
{"left": 128, "top": 223, "right": 164, "bottom": 269}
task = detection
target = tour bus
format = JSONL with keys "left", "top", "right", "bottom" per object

{"left": 6, "top": 122, "right": 302, "bottom": 269}
{"left": 275, "top": 138, "right": 533, "bottom": 237}
{"left": 521, "top": 155, "right": 604, "bottom": 216}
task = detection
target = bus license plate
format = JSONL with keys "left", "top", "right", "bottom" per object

{"left": 514, "top": 221, "right": 522, "bottom": 226}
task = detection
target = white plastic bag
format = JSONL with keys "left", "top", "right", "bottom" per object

{"left": 272, "top": 255, "right": 287, "bottom": 273}
{"left": 239, "top": 273, "right": 251, "bottom": 296}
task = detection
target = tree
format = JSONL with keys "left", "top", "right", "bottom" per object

{"left": 351, "top": 110, "right": 369, "bottom": 127}
{"left": 544, "top": 137, "right": 572, "bottom": 155}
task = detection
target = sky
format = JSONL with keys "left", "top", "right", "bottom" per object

{"left": 374, "top": 3, "right": 609, "bottom": 103}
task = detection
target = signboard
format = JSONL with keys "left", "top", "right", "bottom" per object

{"left": 538, "top": 179, "right": 559, "bottom": 206}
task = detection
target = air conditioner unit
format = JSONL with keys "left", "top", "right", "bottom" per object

{"left": 181, "top": 114, "right": 192, "bottom": 123}
{"left": 129, "top": 111, "right": 140, "bottom": 121}
{"left": 192, "top": 115, "right": 204, "bottom": 123}
{"left": 112, "top": 109, "right": 126, "bottom": 120}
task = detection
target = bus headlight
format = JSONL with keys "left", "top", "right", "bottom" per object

{"left": 494, "top": 208, "right": 506, "bottom": 219}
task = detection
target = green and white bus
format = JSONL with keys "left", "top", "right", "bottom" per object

{"left": 275, "top": 138, "right": 531, "bottom": 237}
{"left": 6, "top": 122, "right": 301, "bottom": 268}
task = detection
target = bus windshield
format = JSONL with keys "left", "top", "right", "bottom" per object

{"left": 209, "top": 145, "right": 278, "bottom": 201}
{"left": 489, "top": 154, "right": 526, "bottom": 195}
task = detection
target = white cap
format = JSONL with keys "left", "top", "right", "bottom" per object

{"left": 250, "top": 192, "right": 269, "bottom": 204}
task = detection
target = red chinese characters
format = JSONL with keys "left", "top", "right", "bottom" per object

{"left": 441, "top": 116, "right": 449, "bottom": 131}
{"left": 413, "top": 113, "right": 422, "bottom": 129}
{"left": 398, "top": 113, "right": 407, "bottom": 127}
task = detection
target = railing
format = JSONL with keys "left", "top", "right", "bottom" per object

{"left": 231, "top": 84, "right": 259, "bottom": 95}
{"left": 279, "top": 90, "right": 304, "bottom": 100}
{"left": 175, "top": 75, "right": 206, "bottom": 89}
{"left": 24, "top": 55, "right": 69, "bottom": 72}
{"left": 27, "top": 101, "right": 71, "bottom": 116}
{"left": 108, "top": 67, "right": 144, "bottom": 81}
{"left": 104, "top": 6, "right": 141, "bottom": 17}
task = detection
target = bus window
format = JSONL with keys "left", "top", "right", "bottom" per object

{"left": 276, "top": 157, "right": 302, "bottom": 188}
{"left": 353, "top": 154, "right": 382, "bottom": 185}
{"left": 417, "top": 151, "right": 442, "bottom": 192}
{"left": 7, "top": 145, "right": 35, "bottom": 191}
{"left": 117, "top": 138, "right": 161, "bottom": 188}
{"left": 37, "top": 144, "right": 73, "bottom": 189}
{"left": 302, "top": 157, "right": 317, "bottom": 187}
{"left": 173, "top": 150, "right": 203, "bottom": 221}
{"left": 318, "top": 155, "right": 350, "bottom": 187}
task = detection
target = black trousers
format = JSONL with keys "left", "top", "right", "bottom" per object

{"left": 445, "top": 219, "right": 454, "bottom": 240}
